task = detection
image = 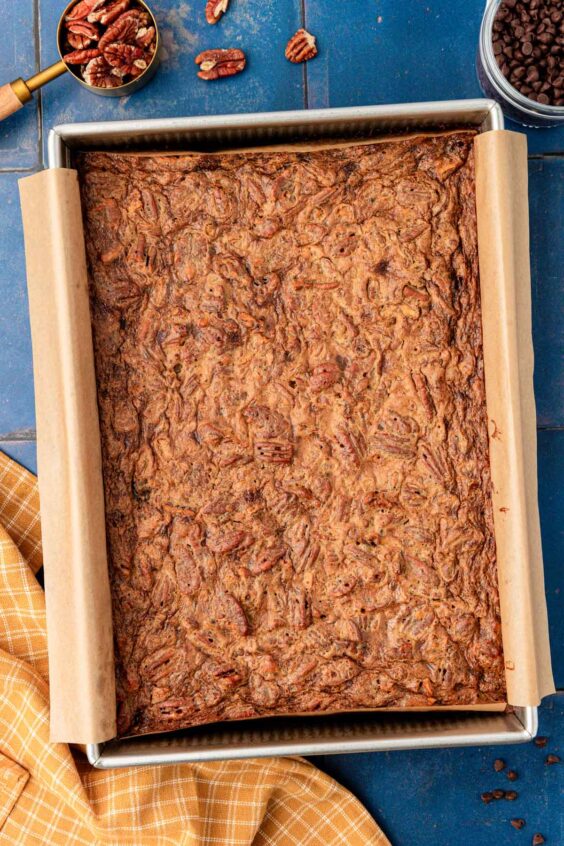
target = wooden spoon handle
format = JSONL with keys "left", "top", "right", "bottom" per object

{"left": 0, "top": 80, "right": 32, "bottom": 121}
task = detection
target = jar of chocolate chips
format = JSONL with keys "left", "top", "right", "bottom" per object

{"left": 478, "top": 0, "right": 564, "bottom": 126}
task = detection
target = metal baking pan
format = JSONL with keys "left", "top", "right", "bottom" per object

{"left": 47, "top": 98, "right": 537, "bottom": 768}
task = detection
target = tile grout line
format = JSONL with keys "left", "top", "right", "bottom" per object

{"left": 301, "top": 0, "right": 309, "bottom": 109}
{"left": 33, "top": 0, "right": 44, "bottom": 169}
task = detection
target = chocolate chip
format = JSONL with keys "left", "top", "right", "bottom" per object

{"left": 492, "top": 789, "right": 505, "bottom": 800}
{"left": 545, "top": 753, "right": 560, "bottom": 765}
{"left": 507, "top": 769, "right": 519, "bottom": 781}
{"left": 494, "top": 758, "right": 506, "bottom": 772}
{"left": 534, "top": 736, "right": 549, "bottom": 747}
{"left": 511, "top": 819, "right": 526, "bottom": 830}
{"left": 481, "top": 792, "right": 494, "bottom": 804}
{"left": 532, "top": 836, "right": 545, "bottom": 846}
{"left": 491, "top": 0, "right": 563, "bottom": 106}
{"left": 505, "top": 790, "right": 519, "bottom": 800}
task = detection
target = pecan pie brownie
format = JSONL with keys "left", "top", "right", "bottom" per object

{"left": 77, "top": 132, "right": 506, "bottom": 737}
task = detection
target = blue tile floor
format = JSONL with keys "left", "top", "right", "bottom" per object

{"left": 0, "top": 2, "right": 562, "bottom": 844}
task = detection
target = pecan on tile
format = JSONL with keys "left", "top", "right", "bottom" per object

{"left": 103, "top": 42, "right": 148, "bottom": 76}
{"left": 66, "top": 20, "right": 99, "bottom": 49}
{"left": 195, "top": 48, "right": 246, "bottom": 80}
{"left": 89, "top": 0, "right": 130, "bottom": 24}
{"left": 83, "top": 55, "right": 123, "bottom": 87}
{"left": 65, "top": 0, "right": 106, "bottom": 23}
{"left": 63, "top": 47, "right": 102, "bottom": 64}
{"left": 285, "top": 28, "right": 318, "bottom": 63}
{"left": 205, "top": 0, "right": 229, "bottom": 25}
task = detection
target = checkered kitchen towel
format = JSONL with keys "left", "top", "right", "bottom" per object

{"left": 0, "top": 450, "right": 388, "bottom": 845}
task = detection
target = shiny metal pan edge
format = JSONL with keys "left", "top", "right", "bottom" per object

{"left": 85, "top": 705, "right": 536, "bottom": 768}
{"left": 48, "top": 98, "right": 504, "bottom": 167}
{"left": 49, "top": 99, "right": 537, "bottom": 767}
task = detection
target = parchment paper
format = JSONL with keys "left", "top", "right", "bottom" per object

{"left": 18, "top": 129, "right": 553, "bottom": 744}
{"left": 19, "top": 170, "right": 116, "bottom": 744}
{"left": 474, "top": 130, "right": 554, "bottom": 706}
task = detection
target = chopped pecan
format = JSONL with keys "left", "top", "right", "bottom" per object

{"left": 316, "top": 657, "right": 359, "bottom": 688}
{"left": 370, "top": 433, "right": 415, "bottom": 458}
{"left": 206, "top": 0, "right": 229, "bottom": 24}
{"left": 104, "top": 41, "right": 148, "bottom": 76}
{"left": 140, "top": 646, "right": 176, "bottom": 682}
{"left": 83, "top": 55, "right": 123, "bottom": 87}
{"left": 403, "top": 284, "right": 431, "bottom": 304}
{"left": 255, "top": 440, "right": 294, "bottom": 464}
{"left": 207, "top": 529, "right": 252, "bottom": 555}
{"left": 327, "top": 573, "right": 357, "bottom": 598}
{"left": 419, "top": 444, "right": 448, "bottom": 482}
{"left": 63, "top": 47, "right": 101, "bottom": 64}
{"left": 219, "top": 593, "right": 249, "bottom": 635}
{"left": 248, "top": 545, "right": 286, "bottom": 575}
{"left": 285, "top": 28, "right": 318, "bottom": 63}
{"left": 195, "top": 48, "right": 246, "bottom": 80}
{"left": 309, "top": 361, "right": 340, "bottom": 392}
{"left": 411, "top": 371, "right": 435, "bottom": 419}
{"left": 288, "top": 586, "right": 311, "bottom": 629}
{"left": 334, "top": 425, "right": 363, "bottom": 465}
{"left": 65, "top": 0, "right": 106, "bottom": 23}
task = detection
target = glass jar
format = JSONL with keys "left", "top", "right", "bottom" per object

{"left": 477, "top": 0, "right": 564, "bottom": 128}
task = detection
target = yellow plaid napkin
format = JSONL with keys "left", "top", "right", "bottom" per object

{"left": 0, "top": 450, "right": 388, "bottom": 845}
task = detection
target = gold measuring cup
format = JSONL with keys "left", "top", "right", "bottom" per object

{"left": 0, "top": 0, "right": 159, "bottom": 121}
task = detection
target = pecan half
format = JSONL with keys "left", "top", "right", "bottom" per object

{"left": 104, "top": 42, "right": 147, "bottom": 76}
{"left": 205, "top": 0, "right": 229, "bottom": 24}
{"left": 65, "top": 0, "right": 106, "bottom": 23}
{"left": 136, "top": 25, "right": 156, "bottom": 48}
{"left": 285, "top": 28, "right": 318, "bottom": 63}
{"left": 67, "top": 20, "right": 99, "bottom": 49}
{"left": 195, "top": 48, "right": 246, "bottom": 80}
{"left": 89, "top": 0, "right": 130, "bottom": 24}
{"left": 63, "top": 47, "right": 102, "bottom": 64}
{"left": 98, "top": 12, "right": 139, "bottom": 48}
{"left": 83, "top": 55, "right": 123, "bottom": 87}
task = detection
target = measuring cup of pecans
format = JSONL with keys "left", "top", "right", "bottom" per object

{"left": 477, "top": 0, "right": 564, "bottom": 127}
{"left": 0, "top": 0, "right": 159, "bottom": 122}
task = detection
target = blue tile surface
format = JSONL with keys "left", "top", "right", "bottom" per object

{"left": 305, "top": 0, "right": 564, "bottom": 155}
{"left": 538, "top": 429, "right": 564, "bottom": 690}
{"left": 312, "top": 694, "right": 564, "bottom": 846}
{"left": 0, "top": 441, "right": 37, "bottom": 474}
{"left": 530, "top": 159, "right": 564, "bottom": 427}
{"left": 0, "top": 173, "right": 35, "bottom": 439}
{"left": 0, "top": 0, "right": 39, "bottom": 169}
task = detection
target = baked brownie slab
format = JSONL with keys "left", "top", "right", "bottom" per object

{"left": 77, "top": 132, "right": 506, "bottom": 737}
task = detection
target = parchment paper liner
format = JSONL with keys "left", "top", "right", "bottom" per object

{"left": 19, "top": 129, "right": 553, "bottom": 744}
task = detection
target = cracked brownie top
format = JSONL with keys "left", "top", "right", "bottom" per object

{"left": 77, "top": 131, "right": 505, "bottom": 737}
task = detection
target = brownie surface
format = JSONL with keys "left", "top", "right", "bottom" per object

{"left": 77, "top": 133, "right": 506, "bottom": 737}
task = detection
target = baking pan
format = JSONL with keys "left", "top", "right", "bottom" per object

{"left": 46, "top": 99, "right": 538, "bottom": 768}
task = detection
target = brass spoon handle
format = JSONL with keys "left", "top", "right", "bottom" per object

{"left": 0, "top": 61, "right": 67, "bottom": 122}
